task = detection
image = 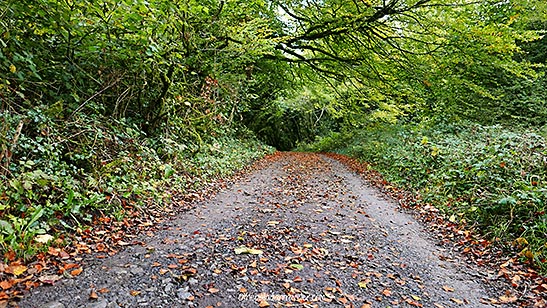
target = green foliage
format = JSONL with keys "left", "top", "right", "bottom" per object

{"left": 304, "top": 121, "right": 547, "bottom": 271}
{"left": 0, "top": 106, "right": 272, "bottom": 259}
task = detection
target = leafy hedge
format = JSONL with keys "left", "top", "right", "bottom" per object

{"left": 303, "top": 121, "right": 547, "bottom": 271}
{"left": 0, "top": 107, "right": 273, "bottom": 260}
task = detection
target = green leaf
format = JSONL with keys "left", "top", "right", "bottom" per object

{"left": 0, "top": 220, "right": 14, "bottom": 234}
{"left": 289, "top": 263, "right": 303, "bottom": 270}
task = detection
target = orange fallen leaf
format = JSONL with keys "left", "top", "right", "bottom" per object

{"left": 167, "top": 264, "right": 178, "bottom": 269}
{"left": 47, "top": 247, "right": 59, "bottom": 256}
{"left": 70, "top": 268, "right": 83, "bottom": 276}
{"left": 442, "top": 285, "right": 454, "bottom": 292}
{"left": 98, "top": 288, "right": 109, "bottom": 293}
{"left": 64, "top": 263, "right": 79, "bottom": 270}
{"left": 258, "top": 301, "right": 270, "bottom": 307}
{"left": 208, "top": 288, "right": 220, "bottom": 294}
{"left": 239, "top": 287, "right": 247, "bottom": 293}
{"left": 382, "top": 289, "right": 392, "bottom": 296}
{"left": 4, "top": 251, "right": 15, "bottom": 262}
{"left": 0, "top": 281, "right": 12, "bottom": 290}
{"left": 450, "top": 298, "right": 464, "bottom": 304}
{"left": 89, "top": 289, "right": 99, "bottom": 299}
{"left": 130, "top": 290, "right": 141, "bottom": 296}
{"left": 159, "top": 269, "right": 169, "bottom": 275}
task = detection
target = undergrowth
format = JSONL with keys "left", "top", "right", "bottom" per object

{"left": 0, "top": 107, "right": 273, "bottom": 261}
{"left": 301, "top": 121, "right": 547, "bottom": 272}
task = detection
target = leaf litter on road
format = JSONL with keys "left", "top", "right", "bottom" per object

{"left": 15, "top": 152, "right": 546, "bottom": 307}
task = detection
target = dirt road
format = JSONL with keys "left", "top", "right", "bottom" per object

{"left": 20, "top": 153, "right": 512, "bottom": 307}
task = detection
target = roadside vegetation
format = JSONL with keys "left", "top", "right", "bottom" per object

{"left": 301, "top": 121, "right": 547, "bottom": 272}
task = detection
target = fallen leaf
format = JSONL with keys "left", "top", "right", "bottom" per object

{"left": 0, "top": 281, "right": 12, "bottom": 290}
{"left": 4, "top": 251, "right": 15, "bottom": 262}
{"left": 289, "top": 264, "right": 303, "bottom": 270}
{"left": 382, "top": 289, "right": 392, "bottom": 296}
{"left": 258, "top": 301, "right": 270, "bottom": 307}
{"left": 98, "top": 288, "right": 109, "bottom": 293}
{"left": 130, "top": 290, "right": 141, "bottom": 296}
{"left": 70, "top": 268, "right": 83, "bottom": 276}
{"left": 208, "top": 288, "right": 220, "bottom": 294}
{"left": 38, "top": 275, "right": 62, "bottom": 285}
{"left": 89, "top": 289, "right": 99, "bottom": 300}
{"left": 442, "top": 285, "right": 454, "bottom": 292}
{"left": 159, "top": 269, "right": 169, "bottom": 275}
{"left": 35, "top": 234, "right": 54, "bottom": 244}
{"left": 358, "top": 281, "right": 367, "bottom": 288}
{"left": 234, "top": 246, "right": 263, "bottom": 255}
{"left": 450, "top": 298, "right": 464, "bottom": 304}
{"left": 499, "top": 294, "right": 517, "bottom": 303}
{"left": 9, "top": 265, "right": 27, "bottom": 276}
{"left": 239, "top": 287, "right": 247, "bottom": 293}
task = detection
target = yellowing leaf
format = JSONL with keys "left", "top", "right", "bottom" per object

{"left": 234, "top": 246, "right": 263, "bottom": 255}
{"left": 11, "top": 265, "right": 27, "bottom": 276}
{"left": 9, "top": 65, "right": 16, "bottom": 73}
{"left": 358, "top": 281, "right": 367, "bottom": 288}
{"left": 129, "top": 290, "right": 141, "bottom": 296}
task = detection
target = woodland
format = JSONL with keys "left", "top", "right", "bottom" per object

{"left": 1, "top": 0, "right": 547, "bottom": 302}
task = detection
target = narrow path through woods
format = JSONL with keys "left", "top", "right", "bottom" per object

{"left": 21, "top": 153, "right": 513, "bottom": 308}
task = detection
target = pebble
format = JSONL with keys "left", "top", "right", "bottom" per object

{"left": 86, "top": 298, "right": 108, "bottom": 308}
{"left": 42, "top": 302, "right": 65, "bottom": 308}
{"left": 177, "top": 289, "right": 193, "bottom": 300}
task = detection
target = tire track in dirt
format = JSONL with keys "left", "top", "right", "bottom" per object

{"left": 19, "top": 153, "right": 511, "bottom": 308}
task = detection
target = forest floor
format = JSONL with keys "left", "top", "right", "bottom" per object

{"left": 17, "top": 153, "right": 529, "bottom": 307}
